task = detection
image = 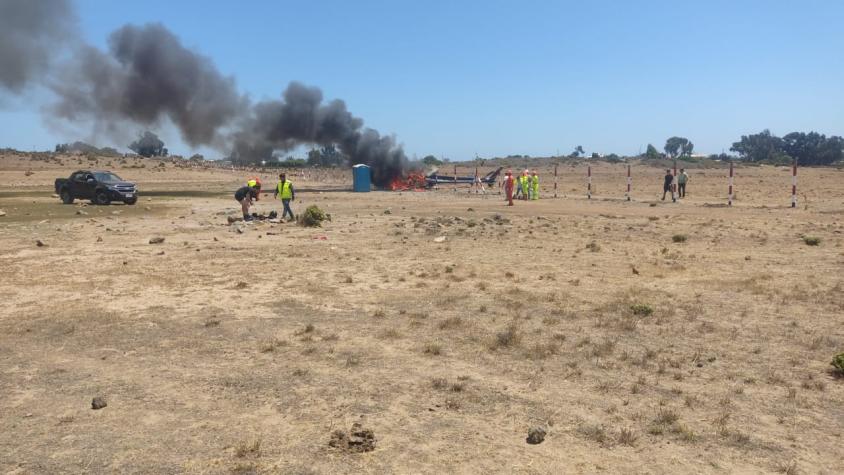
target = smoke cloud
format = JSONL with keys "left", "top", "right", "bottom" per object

{"left": 0, "top": 0, "right": 76, "bottom": 92}
{"left": 50, "top": 24, "right": 247, "bottom": 148}
{"left": 0, "top": 0, "right": 408, "bottom": 186}
{"left": 232, "top": 82, "right": 407, "bottom": 186}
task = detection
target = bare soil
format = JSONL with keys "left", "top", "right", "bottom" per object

{"left": 1, "top": 155, "right": 842, "bottom": 474}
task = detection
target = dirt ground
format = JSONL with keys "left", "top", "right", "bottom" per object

{"left": 1, "top": 154, "right": 842, "bottom": 474}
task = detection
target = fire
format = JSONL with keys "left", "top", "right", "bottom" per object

{"left": 388, "top": 171, "right": 426, "bottom": 191}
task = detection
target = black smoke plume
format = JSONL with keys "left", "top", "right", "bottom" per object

{"left": 0, "top": 0, "right": 76, "bottom": 92}
{"left": 0, "top": 0, "right": 408, "bottom": 187}
{"left": 232, "top": 82, "right": 406, "bottom": 186}
{"left": 50, "top": 23, "right": 247, "bottom": 148}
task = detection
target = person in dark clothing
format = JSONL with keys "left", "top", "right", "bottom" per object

{"left": 234, "top": 185, "right": 259, "bottom": 221}
{"left": 661, "top": 169, "right": 674, "bottom": 201}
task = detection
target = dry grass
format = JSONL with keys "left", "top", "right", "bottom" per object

{"left": 2, "top": 159, "right": 842, "bottom": 473}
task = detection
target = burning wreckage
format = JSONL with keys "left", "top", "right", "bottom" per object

{"left": 388, "top": 167, "right": 503, "bottom": 191}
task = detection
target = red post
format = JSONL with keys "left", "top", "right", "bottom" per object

{"left": 587, "top": 165, "right": 592, "bottom": 199}
{"left": 672, "top": 159, "right": 677, "bottom": 203}
{"left": 626, "top": 164, "right": 631, "bottom": 201}
{"left": 554, "top": 164, "right": 558, "bottom": 198}
{"left": 791, "top": 159, "right": 797, "bottom": 208}
{"left": 728, "top": 161, "right": 734, "bottom": 206}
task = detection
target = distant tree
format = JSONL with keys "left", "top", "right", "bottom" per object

{"left": 99, "top": 147, "right": 121, "bottom": 157}
{"left": 591, "top": 152, "right": 600, "bottom": 159}
{"left": 422, "top": 155, "right": 443, "bottom": 167}
{"left": 306, "top": 145, "right": 345, "bottom": 167}
{"left": 569, "top": 145, "right": 585, "bottom": 158}
{"left": 645, "top": 144, "right": 661, "bottom": 160}
{"left": 189, "top": 153, "right": 204, "bottom": 162}
{"left": 129, "top": 132, "right": 167, "bottom": 158}
{"left": 730, "top": 129, "right": 788, "bottom": 163}
{"left": 782, "top": 132, "right": 844, "bottom": 166}
{"left": 279, "top": 157, "right": 307, "bottom": 168}
{"left": 664, "top": 137, "right": 693, "bottom": 159}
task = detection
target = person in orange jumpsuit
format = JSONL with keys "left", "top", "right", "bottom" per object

{"left": 504, "top": 170, "right": 515, "bottom": 206}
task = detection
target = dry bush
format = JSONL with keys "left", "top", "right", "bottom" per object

{"left": 775, "top": 459, "right": 799, "bottom": 475}
{"left": 424, "top": 341, "right": 443, "bottom": 356}
{"left": 489, "top": 323, "right": 520, "bottom": 350}
{"left": 377, "top": 328, "right": 402, "bottom": 340}
{"left": 618, "top": 427, "right": 638, "bottom": 446}
{"left": 234, "top": 439, "right": 261, "bottom": 458}
{"left": 257, "top": 337, "right": 287, "bottom": 353}
{"left": 525, "top": 340, "right": 561, "bottom": 360}
{"left": 437, "top": 317, "right": 462, "bottom": 330}
{"left": 578, "top": 423, "right": 608, "bottom": 445}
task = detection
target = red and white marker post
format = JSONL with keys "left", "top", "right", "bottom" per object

{"left": 728, "top": 161, "right": 734, "bottom": 206}
{"left": 791, "top": 159, "right": 797, "bottom": 208}
{"left": 625, "top": 164, "right": 631, "bottom": 201}
{"left": 554, "top": 164, "right": 558, "bottom": 198}
{"left": 587, "top": 165, "right": 592, "bottom": 199}
{"left": 672, "top": 159, "right": 678, "bottom": 202}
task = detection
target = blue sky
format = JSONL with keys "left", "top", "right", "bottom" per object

{"left": 2, "top": 0, "right": 843, "bottom": 159}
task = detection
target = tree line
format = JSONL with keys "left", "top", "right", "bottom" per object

{"left": 53, "top": 129, "right": 843, "bottom": 166}
{"left": 729, "top": 130, "right": 843, "bottom": 165}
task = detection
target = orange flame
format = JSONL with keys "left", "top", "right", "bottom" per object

{"left": 388, "top": 171, "right": 426, "bottom": 191}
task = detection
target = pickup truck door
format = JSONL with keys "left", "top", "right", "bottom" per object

{"left": 75, "top": 173, "right": 96, "bottom": 199}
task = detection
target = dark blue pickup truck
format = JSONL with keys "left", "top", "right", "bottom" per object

{"left": 55, "top": 170, "right": 138, "bottom": 205}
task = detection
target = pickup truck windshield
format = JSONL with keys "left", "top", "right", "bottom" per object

{"left": 93, "top": 172, "right": 123, "bottom": 182}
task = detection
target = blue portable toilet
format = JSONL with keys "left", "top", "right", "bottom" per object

{"left": 352, "top": 164, "right": 371, "bottom": 192}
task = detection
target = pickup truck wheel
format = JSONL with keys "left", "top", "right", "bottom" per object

{"left": 94, "top": 191, "right": 111, "bottom": 205}
{"left": 60, "top": 189, "right": 74, "bottom": 204}
{"left": 124, "top": 197, "right": 138, "bottom": 205}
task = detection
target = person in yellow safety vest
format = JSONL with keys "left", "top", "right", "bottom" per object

{"left": 531, "top": 171, "right": 539, "bottom": 200}
{"left": 274, "top": 173, "right": 295, "bottom": 221}
{"left": 246, "top": 178, "right": 262, "bottom": 200}
{"left": 519, "top": 170, "right": 529, "bottom": 200}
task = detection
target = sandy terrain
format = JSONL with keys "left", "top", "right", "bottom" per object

{"left": 1, "top": 154, "right": 842, "bottom": 474}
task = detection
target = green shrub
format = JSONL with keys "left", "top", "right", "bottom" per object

{"left": 672, "top": 234, "right": 687, "bottom": 243}
{"left": 630, "top": 304, "right": 654, "bottom": 317}
{"left": 298, "top": 205, "right": 330, "bottom": 227}
{"left": 832, "top": 353, "right": 844, "bottom": 374}
{"left": 803, "top": 236, "right": 821, "bottom": 246}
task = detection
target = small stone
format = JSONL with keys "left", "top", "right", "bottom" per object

{"left": 36, "top": 240, "right": 46, "bottom": 247}
{"left": 526, "top": 426, "right": 546, "bottom": 445}
{"left": 433, "top": 236, "right": 446, "bottom": 243}
{"left": 91, "top": 397, "right": 107, "bottom": 410}
{"left": 76, "top": 210, "right": 87, "bottom": 215}
{"left": 149, "top": 237, "right": 165, "bottom": 244}
{"left": 0, "top": 210, "right": 6, "bottom": 217}
{"left": 96, "top": 236, "right": 103, "bottom": 242}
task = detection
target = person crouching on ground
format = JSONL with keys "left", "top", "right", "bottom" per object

{"left": 274, "top": 173, "right": 295, "bottom": 221}
{"left": 235, "top": 182, "right": 260, "bottom": 221}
